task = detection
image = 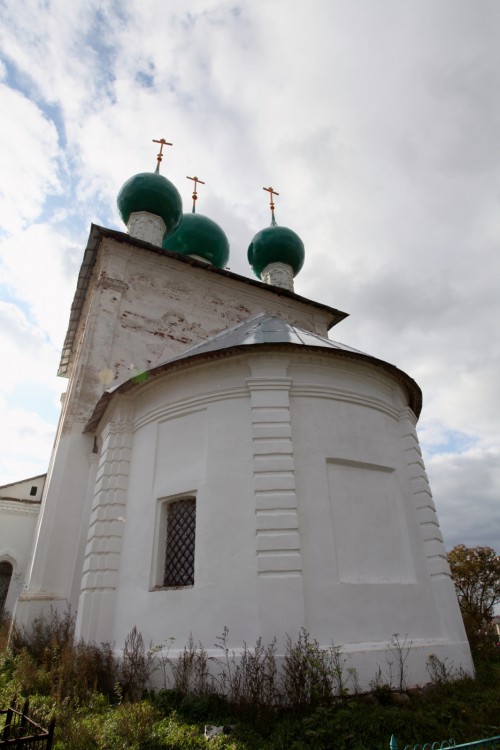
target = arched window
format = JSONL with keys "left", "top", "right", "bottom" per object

{"left": 0, "top": 561, "right": 13, "bottom": 614}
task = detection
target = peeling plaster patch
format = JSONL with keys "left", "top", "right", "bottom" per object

{"left": 62, "top": 236, "right": 338, "bottom": 428}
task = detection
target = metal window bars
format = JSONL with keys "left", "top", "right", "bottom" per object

{"left": 163, "top": 498, "right": 196, "bottom": 587}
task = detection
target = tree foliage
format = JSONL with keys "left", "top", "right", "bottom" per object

{"left": 447, "top": 544, "right": 500, "bottom": 647}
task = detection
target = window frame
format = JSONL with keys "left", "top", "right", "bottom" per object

{"left": 151, "top": 492, "right": 197, "bottom": 591}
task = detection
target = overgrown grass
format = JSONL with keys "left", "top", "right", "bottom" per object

{"left": 0, "top": 611, "right": 499, "bottom": 749}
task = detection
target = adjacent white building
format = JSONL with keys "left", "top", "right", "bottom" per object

{"left": 0, "top": 474, "right": 45, "bottom": 616}
{"left": 7, "top": 160, "right": 473, "bottom": 687}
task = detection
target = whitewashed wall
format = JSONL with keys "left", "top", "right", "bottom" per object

{"left": 76, "top": 349, "right": 472, "bottom": 687}
{"left": 15, "top": 231, "right": 337, "bottom": 630}
{"left": 0, "top": 476, "right": 44, "bottom": 615}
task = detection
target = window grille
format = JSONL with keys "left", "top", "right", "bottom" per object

{"left": 163, "top": 498, "right": 196, "bottom": 587}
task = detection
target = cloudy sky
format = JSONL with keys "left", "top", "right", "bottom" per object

{"left": 0, "top": 0, "right": 499, "bottom": 551}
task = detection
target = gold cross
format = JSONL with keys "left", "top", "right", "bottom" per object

{"left": 263, "top": 186, "right": 279, "bottom": 223}
{"left": 153, "top": 138, "right": 173, "bottom": 170}
{"left": 187, "top": 175, "right": 205, "bottom": 213}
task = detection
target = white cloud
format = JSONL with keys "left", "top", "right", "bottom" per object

{"left": 0, "top": 223, "right": 82, "bottom": 346}
{"left": 0, "top": 84, "right": 62, "bottom": 233}
{"left": 0, "top": 302, "right": 62, "bottom": 484}
{"left": 0, "top": 398, "right": 57, "bottom": 484}
{"left": 426, "top": 447, "right": 500, "bottom": 550}
{"left": 0, "top": 301, "right": 57, "bottom": 383}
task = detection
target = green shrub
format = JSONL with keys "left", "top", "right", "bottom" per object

{"left": 281, "top": 629, "right": 356, "bottom": 708}
{"left": 8, "top": 608, "right": 119, "bottom": 702}
{"left": 216, "top": 627, "right": 279, "bottom": 711}
{"left": 121, "top": 626, "right": 155, "bottom": 701}
{"left": 1, "top": 624, "right": 498, "bottom": 749}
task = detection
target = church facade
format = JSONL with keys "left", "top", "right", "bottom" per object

{"left": 8, "top": 154, "right": 473, "bottom": 687}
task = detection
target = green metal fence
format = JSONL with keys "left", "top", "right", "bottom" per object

{"left": 390, "top": 734, "right": 500, "bottom": 750}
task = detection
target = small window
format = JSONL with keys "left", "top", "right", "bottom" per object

{"left": 30, "top": 486, "right": 37, "bottom": 496}
{"left": 163, "top": 498, "right": 196, "bottom": 587}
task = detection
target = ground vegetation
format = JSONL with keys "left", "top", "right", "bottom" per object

{"left": 0, "top": 609, "right": 498, "bottom": 749}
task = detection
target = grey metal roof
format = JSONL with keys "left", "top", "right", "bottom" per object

{"left": 85, "top": 313, "right": 422, "bottom": 433}
{"left": 161, "top": 313, "right": 366, "bottom": 366}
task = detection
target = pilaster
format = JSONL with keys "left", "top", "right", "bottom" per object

{"left": 246, "top": 356, "right": 305, "bottom": 641}
{"left": 399, "top": 408, "right": 472, "bottom": 652}
{"left": 399, "top": 408, "right": 448, "bottom": 578}
{"left": 76, "top": 407, "right": 133, "bottom": 642}
{"left": 63, "top": 273, "right": 130, "bottom": 428}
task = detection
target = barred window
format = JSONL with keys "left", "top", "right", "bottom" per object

{"left": 163, "top": 498, "right": 196, "bottom": 587}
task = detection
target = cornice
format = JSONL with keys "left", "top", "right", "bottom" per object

{"left": 85, "top": 343, "right": 422, "bottom": 434}
{"left": 290, "top": 384, "right": 401, "bottom": 420}
{"left": 0, "top": 498, "right": 41, "bottom": 515}
{"left": 133, "top": 385, "right": 248, "bottom": 432}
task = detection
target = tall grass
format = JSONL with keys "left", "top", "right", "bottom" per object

{"left": 1, "top": 613, "right": 499, "bottom": 749}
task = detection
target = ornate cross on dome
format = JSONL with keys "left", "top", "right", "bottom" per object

{"left": 153, "top": 137, "right": 173, "bottom": 172}
{"left": 263, "top": 186, "right": 279, "bottom": 225}
{"left": 187, "top": 175, "right": 205, "bottom": 213}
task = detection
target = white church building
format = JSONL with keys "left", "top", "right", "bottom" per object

{"left": 3, "top": 149, "right": 473, "bottom": 687}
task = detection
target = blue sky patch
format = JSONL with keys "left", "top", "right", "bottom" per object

{"left": 9, "top": 381, "right": 60, "bottom": 425}
{"left": 136, "top": 69, "right": 155, "bottom": 89}
{"left": 424, "top": 429, "right": 477, "bottom": 456}
{"left": 2, "top": 56, "right": 67, "bottom": 151}
{"left": 0, "top": 283, "right": 31, "bottom": 317}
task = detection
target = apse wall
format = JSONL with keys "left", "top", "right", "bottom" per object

{"left": 76, "top": 347, "right": 473, "bottom": 687}
{"left": 289, "top": 355, "right": 472, "bottom": 682}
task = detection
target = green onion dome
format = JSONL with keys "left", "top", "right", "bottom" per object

{"left": 247, "top": 223, "right": 305, "bottom": 279}
{"left": 117, "top": 171, "right": 183, "bottom": 237}
{"left": 162, "top": 212, "right": 230, "bottom": 269}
